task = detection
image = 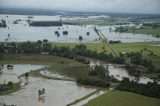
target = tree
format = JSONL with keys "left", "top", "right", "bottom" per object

{"left": 43, "top": 39, "right": 48, "bottom": 43}
{"left": 86, "top": 32, "right": 90, "bottom": 36}
{"left": 79, "top": 36, "right": 83, "bottom": 41}
{"left": 24, "top": 72, "right": 29, "bottom": 79}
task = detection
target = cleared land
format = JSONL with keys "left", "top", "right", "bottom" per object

{"left": 83, "top": 90, "right": 160, "bottom": 106}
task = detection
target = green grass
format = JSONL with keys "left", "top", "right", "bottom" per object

{"left": 111, "top": 42, "right": 160, "bottom": 67}
{"left": 83, "top": 90, "right": 160, "bottom": 106}
{"left": 28, "top": 70, "right": 74, "bottom": 81}
{"left": 128, "top": 28, "right": 160, "bottom": 35}
{"left": 0, "top": 83, "right": 21, "bottom": 95}
{"left": 52, "top": 42, "right": 111, "bottom": 53}
{"left": 0, "top": 54, "right": 82, "bottom": 65}
{"left": 48, "top": 65, "right": 94, "bottom": 80}
{"left": 111, "top": 42, "right": 160, "bottom": 56}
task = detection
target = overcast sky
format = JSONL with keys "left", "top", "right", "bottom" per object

{"left": 0, "top": 0, "right": 160, "bottom": 14}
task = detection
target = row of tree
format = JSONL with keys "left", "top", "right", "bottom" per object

{"left": 117, "top": 77, "right": 160, "bottom": 99}
{"left": 0, "top": 41, "right": 126, "bottom": 64}
{"left": 77, "top": 78, "right": 110, "bottom": 88}
{"left": 29, "top": 21, "right": 62, "bottom": 26}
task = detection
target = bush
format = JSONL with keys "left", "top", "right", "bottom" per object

{"left": 8, "top": 81, "right": 13, "bottom": 86}
{"left": 117, "top": 77, "right": 160, "bottom": 99}
{"left": 77, "top": 78, "right": 110, "bottom": 88}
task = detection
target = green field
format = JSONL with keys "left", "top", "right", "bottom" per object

{"left": 127, "top": 28, "right": 160, "bottom": 36}
{"left": 0, "top": 83, "right": 21, "bottom": 95}
{"left": 52, "top": 42, "right": 111, "bottom": 53}
{"left": 48, "top": 65, "right": 91, "bottom": 79}
{"left": 111, "top": 42, "right": 160, "bottom": 68}
{"left": 83, "top": 90, "right": 160, "bottom": 106}
{"left": 0, "top": 54, "right": 81, "bottom": 65}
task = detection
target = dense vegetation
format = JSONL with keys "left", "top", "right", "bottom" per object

{"left": 0, "top": 19, "right": 7, "bottom": 28}
{"left": 0, "top": 41, "right": 125, "bottom": 64}
{"left": 29, "top": 21, "right": 62, "bottom": 26}
{"left": 76, "top": 65, "right": 118, "bottom": 88}
{"left": 123, "top": 50, "right": 160, "bottom": 77}
{"left": 116, "top": 77, "right": 160, "bottom": 99}
{"left": 77, "top": 78, "right": 110, "bottom": 88}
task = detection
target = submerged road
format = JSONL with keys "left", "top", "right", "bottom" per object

{"left": 94, "top": 27, "right": 118, "bottom": 57}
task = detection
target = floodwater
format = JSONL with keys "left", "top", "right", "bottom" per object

{"left": 0, "top": 64, "right": 96, "bottom": 106}
{"left": 0, "top": 14, "right": 98, "bottom": 43}
{"left": 0, "top": 64, "right": 44, "bottom": 83}
{"left": 90, "top": 60, "right": 157, "bottom": 84}
{"left": 0, "top": 14, "right": 160, "bottom": 43}
{"left": 0, "top": 63, "right": 158, "bottom": 106}
{"left": 0, "top": 77, "right": 96, "bottom": 106}
{"left": 99, "top": 25, "right": 160, "bottom": 42}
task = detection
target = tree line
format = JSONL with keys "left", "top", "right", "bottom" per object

{"left": 116, "top": 77, "right": 160, "bottom": 99}
{"left": 0, "top": 40, "right": 126, "bottom": 64}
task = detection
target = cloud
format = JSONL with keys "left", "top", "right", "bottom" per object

{"left": 0, "top": 0, "right": 159, "bottom": 14}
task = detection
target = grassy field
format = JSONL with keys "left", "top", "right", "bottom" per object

{"left": 52, "top": 42, "right": 111, "bottom": 53}
{"left": 127, "top": 28, "right": 160, "bottom": 35}
{"left": 0, "top": 83, "right": 21, "bottom": 95}
{"left": 0, "top": 54, "right": 82, "bottom": 65}
{"left": 111, "top": 42, "right": 160, "bottom": 56}
{"left": 111, "top": 42, "right": 160, "bottom": 68}
{"left": 83, "top": 90, "right": 160, "bottom": 106}
{"left": 47, "top": 65, "right": 93, "bottom": 80}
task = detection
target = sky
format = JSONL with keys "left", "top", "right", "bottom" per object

{"left": 0, "top": 0, "right": 160, "bottom": 14}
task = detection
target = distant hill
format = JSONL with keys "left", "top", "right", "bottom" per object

{"left": 0, "top": 8, "right": 160, "bottom": 18}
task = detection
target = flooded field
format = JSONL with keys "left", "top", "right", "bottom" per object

{"left": 90, "top": 60, "right": 157, "bottom": 84}
{"left": 0, "top": 60, "right": 159, "bottom": 106}
{"left": 0, "top": 64, "right": 96, "bottom": 106}
{"left": 0, "top": 77, "right": 96, "bottom": 106}
{"left": 0, "top": 14, "right": 160, "bottom": 43}
{"left": 0, "top": 64, "right": 44, "bottom": 83}
{"left": 99, "top": 25, "right": 160, "bottom": 42}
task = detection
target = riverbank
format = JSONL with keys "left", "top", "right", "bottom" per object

{"left": 0, "top": 82, "right": 21, "bottom": 96}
